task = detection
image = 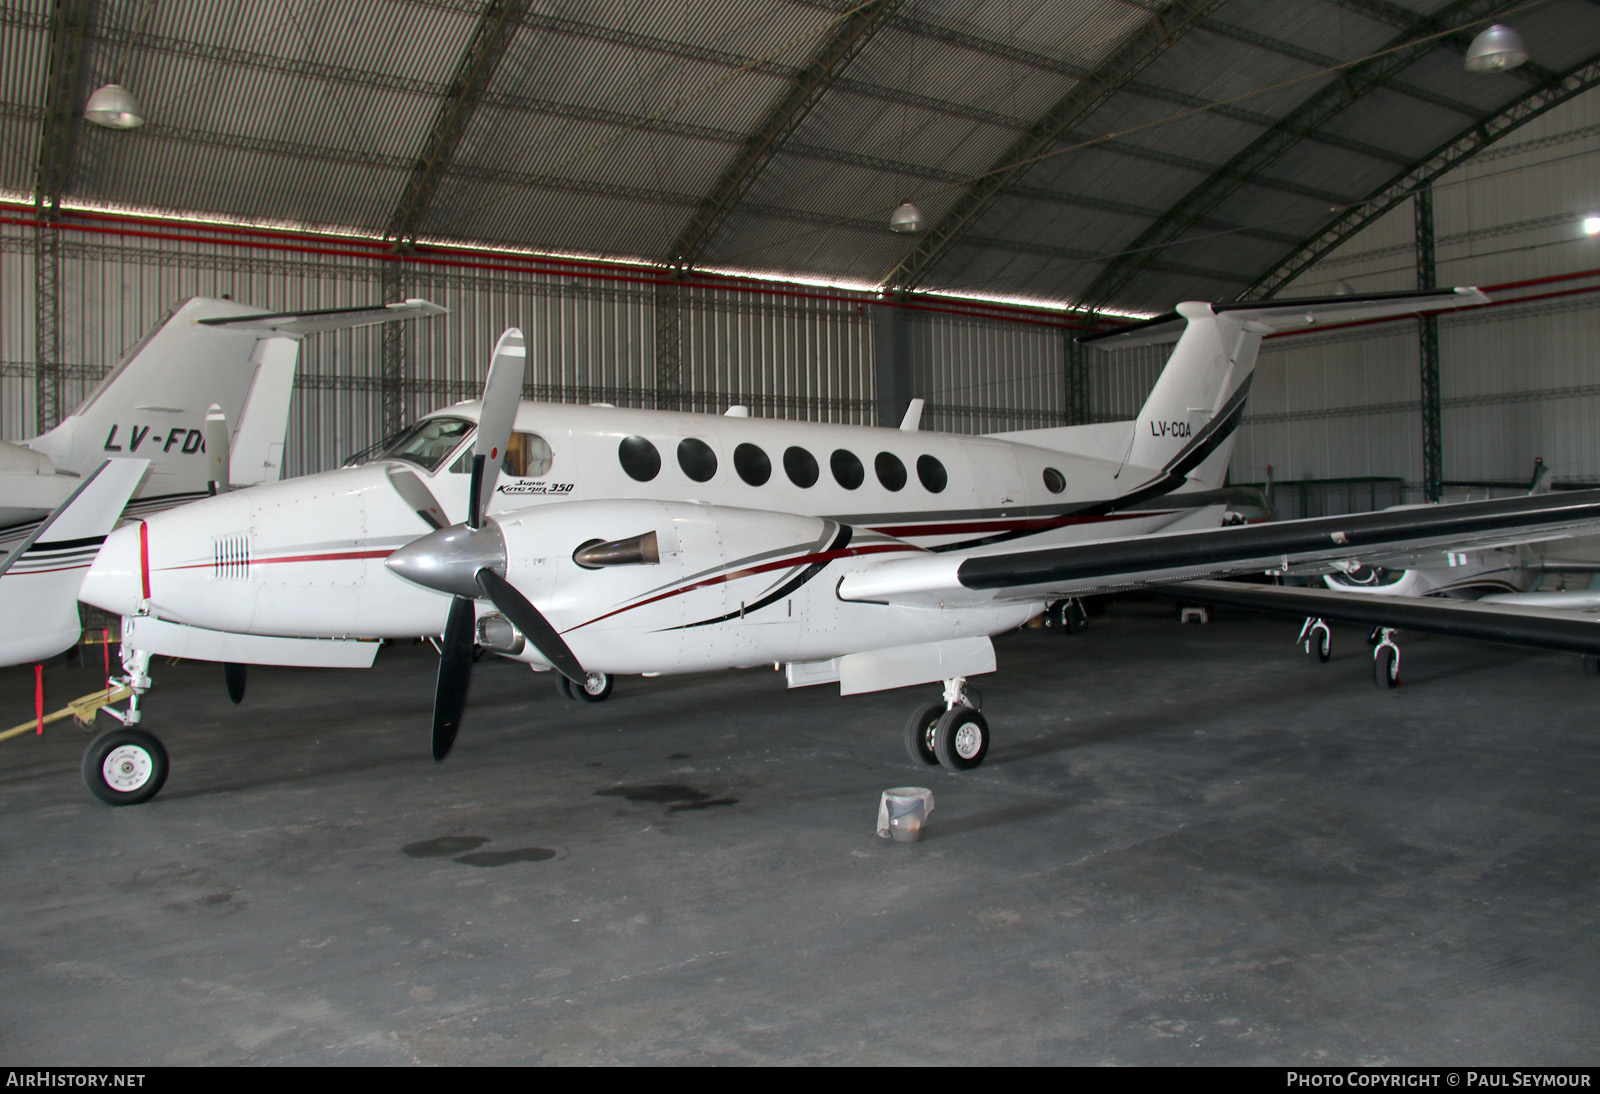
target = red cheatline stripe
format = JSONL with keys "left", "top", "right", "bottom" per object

{"left": 566, "top": 542, "right": 920, "bottom": 634}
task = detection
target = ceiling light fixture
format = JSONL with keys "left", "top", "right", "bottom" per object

{"left": 1464, "top": 24, "right": 1529, "bottom": 73}
{"left": 84, "top": 0, "right": 158, "bottom": 129}
{"left": 84, "top": 84, "right": 144, "bottom": 129}
{"left": 889, "top": 201, "right": 924, "bottom": 234}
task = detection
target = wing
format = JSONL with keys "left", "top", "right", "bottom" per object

{"left": 837, "top": 488, "right": 1600, "bottom": 607}
{"left": 1146, "top": 579, "right": 1600, "bottom": 657}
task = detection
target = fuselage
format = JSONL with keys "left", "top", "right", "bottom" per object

{"left": 82, "top": 400, "right": 1228, "bottom": 651}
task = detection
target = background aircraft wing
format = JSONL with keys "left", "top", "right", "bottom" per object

{"left": 837, "top": 488, "right": 1600, "bottom": 607}
{"left": 1146, "top": 579, "right": 1600, "bottom": 657}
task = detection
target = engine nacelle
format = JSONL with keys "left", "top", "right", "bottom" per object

{"left": 447, "top": 499, "right": 1036, "bottom": 675}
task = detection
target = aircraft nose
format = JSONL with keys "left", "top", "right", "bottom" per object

{"left": 80, "top": 521, "right": 146, "bottom": 617}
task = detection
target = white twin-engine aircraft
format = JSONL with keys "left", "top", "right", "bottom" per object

{"left": 76, "top": 286, "right": 1600, "bottom": 806}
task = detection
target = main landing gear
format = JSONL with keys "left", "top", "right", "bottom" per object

{"left": 903, "top": 677, "right": 989, "bottom": 772}
{"left": 1296, "top": 617, "right": 1401, "bottom": 688}
{"left": 83, "top": 628, "right": 169, "bottom": 805}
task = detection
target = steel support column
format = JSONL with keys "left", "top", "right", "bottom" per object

{"left": 872, "top": 299, "right": 910, "bottom": 428}
{"left": 654, "top": 277, "right": 683, "bottom": 411}
{"left": 1066, "top": 325, "right": 1092, "bottom": 426}
{"left": 1416, "top": 187, "right": 1442, "bottom": 503}
{"left": 380, "top": 259, "right": 407, "bottom": 436}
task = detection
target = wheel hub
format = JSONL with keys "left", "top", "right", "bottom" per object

{"left": 101, "top": 745, "right": 153, "bottom": 792}
{"left": 954, "top": 723, "right": 982, "bottom": 759}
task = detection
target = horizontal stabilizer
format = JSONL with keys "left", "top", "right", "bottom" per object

{"left": 1079, "top": 287, "right": 1487, "bottom": 349}
{"left": 197, "top": 298, "right": 447, "bottom": 337}
{"left": 0, "top": 459, "right": 149, "bottom": 666}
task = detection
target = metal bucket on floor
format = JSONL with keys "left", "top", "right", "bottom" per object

{"left": 877, "top": 786, "right": 934, "bottom": 842}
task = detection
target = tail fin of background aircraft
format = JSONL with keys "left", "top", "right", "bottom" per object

{"left": 0, "top": 458, "right": 147, "bottom": 666}
{"left": 20, "top": 298, "right": 445, "bottom": 506}
{"left": 994, "top": 288, "right": 1488, "bottom": 494}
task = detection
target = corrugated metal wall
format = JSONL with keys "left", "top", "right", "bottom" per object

{"left": 0, "top": 220, "right": 904, "bottom": 477}
{"left": 1231, "top": 90, "right": 1600, "bottom": 502}
{"left": 909, "top": 311, "right": 1067, "bottom": 434}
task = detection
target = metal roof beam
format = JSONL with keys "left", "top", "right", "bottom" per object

{"left": 385, "top": 0, "right": 530, "bottom": 245}
{"left": 1245, "top": 51, "right": 1600, "bottom": 300}
{"left": 1076, "top": 0, "right": 1514, "bottom": 312}
{"left": 663, "top": 0, "right": 900, "bottom": 269}
{"left": 1198, "top": 14, "right": 1488, "bottom": 119}
{"left": 957, "top": 234, "right": 1254, "bottom": 286}
{"left": 882, "top": 0, "right": 1227, "bottom": 291}
{"left": 34, "top": 0, "right": 90, "bottom": 208}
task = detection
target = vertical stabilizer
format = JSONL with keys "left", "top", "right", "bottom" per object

{"left": 18, "top": 297, "right": 445, "bottom": 509}
{"left": 1077, "top": 287, "right": 1490, "bottom": 495}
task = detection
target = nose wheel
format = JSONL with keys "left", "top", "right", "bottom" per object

{"left": 557, "top": 671, "right": 613, "bottom": 702}
{"left": 81, "top": 726, "right": 169, "bottom": 806}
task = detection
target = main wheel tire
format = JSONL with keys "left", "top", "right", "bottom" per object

{"left": 556, "top": 676, "right": 575, "bottom": 700}
{"left": 903, "top": 702, "right": 944, "bottom": 766}
{"left": 1374, "top": 645, "right": 1400, "bottom": 689}
{"left": 572, "top": 671, "right": 612, "bottom": 702}
{"left": 82, "top": 727, "right": 169, "bottom": 806}
{"left": 933, "top": 706, "right": 989, "bottom": 771}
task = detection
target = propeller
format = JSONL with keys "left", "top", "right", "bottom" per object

{"left": 384, "top": 329, "right": 590, "bottom": 761}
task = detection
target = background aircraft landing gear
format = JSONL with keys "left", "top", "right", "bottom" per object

{"left": 903, "top": 677, "right": 989, "bottom": 772}
{"left": 1298, "top": 617, "right": 1331, "bottom": 662}
{"left": 1372, "top": 628, "right": 1401, "bottom": 688}
{"left": 81, "top": 726, "right": 169, "bottom": 806}
{"left": 1044, "top": 598, "right": 1088, "bottom": 634}
{"left": 558, "top": 671, "right": 613, "bottom": 702}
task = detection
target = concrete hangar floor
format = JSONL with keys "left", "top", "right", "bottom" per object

{"left": 1, "top": 598, "right": 1595, "bottom": 1066}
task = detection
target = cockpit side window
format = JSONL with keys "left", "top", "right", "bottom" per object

{"left": 372, "top": 416, "right": 475, "bottom": 473}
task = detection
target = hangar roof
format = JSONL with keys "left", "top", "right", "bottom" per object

{"left": 8, "top": 0, "right": 1600, "bottom": 314}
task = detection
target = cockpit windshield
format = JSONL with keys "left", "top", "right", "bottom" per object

{"left": 349, "top": 416, "right": 475, "bottom": 473}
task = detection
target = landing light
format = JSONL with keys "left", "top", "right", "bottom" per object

{"left": 1584, "top": 217, "right": 1600, "bottom": 236}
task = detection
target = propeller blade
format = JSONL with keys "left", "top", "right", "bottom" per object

{"left": 432, "top": 594, "right": 477, "bottom": 761}
{"left": 466, "top": 454, "right": 486, "bottom": 531}
{"left": 470, "top": 328, "right": 527, "bottom": 525}
{"left": 475, "top": 567, "right": 587, "bottom": 686}
{"left": 223, "top": 662, "right": 246, "bottom": 704}
{"left": 385, "top": 465, "right": 449, "bottom": 530}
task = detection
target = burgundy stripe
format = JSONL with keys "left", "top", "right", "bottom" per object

{"left": 565, "top": 543, "right": 920, "bottom": 634}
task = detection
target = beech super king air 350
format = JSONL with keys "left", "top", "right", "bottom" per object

{"left": 76, "top": 287, "right": 1600, "bottom": 806}
{"left": 0, "top": 296, "right": 445, "bottom": 668}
